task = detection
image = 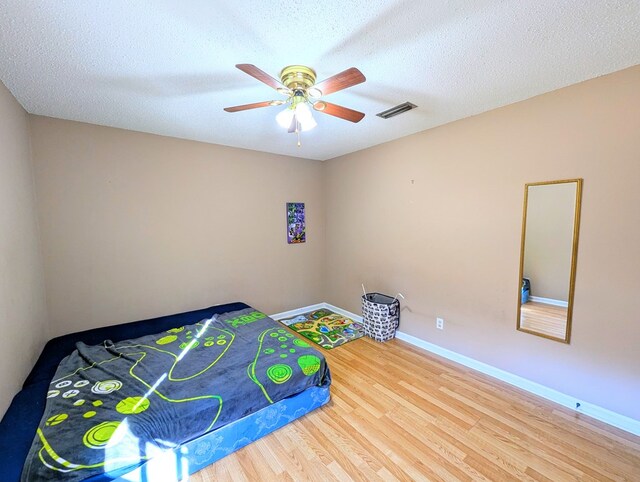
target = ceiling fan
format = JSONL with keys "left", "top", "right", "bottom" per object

{"left": 224, "top": 64, "right": 366, "bottom": 146}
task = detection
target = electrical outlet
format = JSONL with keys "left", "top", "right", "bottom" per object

{"left": 436, "top": 317, "right": 444, "bottom": 330}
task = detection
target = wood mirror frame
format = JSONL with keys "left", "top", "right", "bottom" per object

{"left": 516, "top": 178, "right": 583, "bottom": 343}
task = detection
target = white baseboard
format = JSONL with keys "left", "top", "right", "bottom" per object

{"left": 394, "top": 331, "right": 640, "bottom": 436}
{"left": 529, "top": 296, "right": 569, "bottom": 308}
{"left": 271, "top": 302, "right": 640, "bottom": 437}
{"left": 269, "top": 303, "right": 327, "bottom": 321}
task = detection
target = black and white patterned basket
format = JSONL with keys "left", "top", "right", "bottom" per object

{"left": 362, "top": 293, "right": 400, "bottom": 342}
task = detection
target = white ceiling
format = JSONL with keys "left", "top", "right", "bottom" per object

{"left": 1, "top": 1, "right": 639, "bottom": 161}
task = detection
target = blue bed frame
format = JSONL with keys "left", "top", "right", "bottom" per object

{"left": 0, "top": 302, "right": 330, "bottom": 481}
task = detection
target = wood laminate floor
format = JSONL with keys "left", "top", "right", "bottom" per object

{"left": 192, "top": 336, "right": 640, "bottom": 481}
{"left": 520, "top": 301, "right": 568, "bottom": 339}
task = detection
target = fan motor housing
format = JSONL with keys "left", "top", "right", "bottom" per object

{"left": 280, "top": 65, "right": 317, "bottom": 91}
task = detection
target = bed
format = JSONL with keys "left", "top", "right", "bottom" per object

{"left": 0, "top": 302, "right": 331, "bottom": 481}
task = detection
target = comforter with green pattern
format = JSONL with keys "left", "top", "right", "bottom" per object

{"left": 21, "top": 308, "right": 331, "bottom": 481}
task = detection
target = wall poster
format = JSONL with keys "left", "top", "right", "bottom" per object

{"left": 286, "top": 202, "right": 306, "bottom": 244}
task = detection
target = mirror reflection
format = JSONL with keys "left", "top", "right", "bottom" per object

{"left": 517, "top": 179, "right": 582, "bottom": 343}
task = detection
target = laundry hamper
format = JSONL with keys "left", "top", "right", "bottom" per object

{"left": 362, "top": 292, "right": 400, "bottom": 342}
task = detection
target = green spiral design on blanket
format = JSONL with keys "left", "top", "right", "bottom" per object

{"left": 91, "top": 380, "right": 122, "bottom": 394}
{"left": 82, "top": 421, "right": 120, "bottom": 449}
{"left": 266, "top": 364, "right": 292, "bottom": 384}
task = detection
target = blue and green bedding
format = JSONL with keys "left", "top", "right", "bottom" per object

{"left": 17, "top": 306, "right": 330, "bottom": 481}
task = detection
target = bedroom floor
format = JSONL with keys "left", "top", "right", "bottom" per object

{"left": 191, "top": 336, "right": 640, "bottom": 481}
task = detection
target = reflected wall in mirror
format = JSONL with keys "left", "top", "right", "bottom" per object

{"left": 517, "top": 179, "right": 583, "bottom": 343}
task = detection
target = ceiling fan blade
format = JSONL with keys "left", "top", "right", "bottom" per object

{"left": 314, "top": 101, "right": 365, "bottom": 123}
{"left": 236, "top": 64, "right": 285, "bottom": 90}
{"left": 223, "top": 101, "right": 278, "bottom": 112}
{"left": 313, "top": 67, "right": 366, "bottom": 96}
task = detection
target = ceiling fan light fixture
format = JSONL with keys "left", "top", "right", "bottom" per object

{"left": 276, "top": 102, "right": 317, "bottom": 132}
{"left": 294, "top": 102, "right": 317, "bottom": 131}
{"left": 294, "top": 101, "right": 311, "bottom": 120}
{"left": 298, "top": 115, "right": 317, "bottom": 132}
{"left": 276, "top": 106, "right": 295, "bottom": 129}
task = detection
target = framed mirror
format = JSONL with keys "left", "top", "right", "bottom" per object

{"left": 517, "top": 179, "right": 583, "bottom": 343}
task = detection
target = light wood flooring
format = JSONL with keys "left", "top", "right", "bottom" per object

{"left": 520, "top": 301, "right": 568, "bottom": 339}
{"left": 192, "top": 336, "right": 640, "bottom": 481}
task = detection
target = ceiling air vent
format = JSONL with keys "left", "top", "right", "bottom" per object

{"left": 376, "top": 102, "right": 417, "bottom": 119}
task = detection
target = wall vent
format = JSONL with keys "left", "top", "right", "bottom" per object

{"left": 376, "top": 102, "right": 417, "bottom": 119}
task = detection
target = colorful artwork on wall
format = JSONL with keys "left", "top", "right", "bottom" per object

{"left": 286, "top": 202, "right": 306, "bottom": 244}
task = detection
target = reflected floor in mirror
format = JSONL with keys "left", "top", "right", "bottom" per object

{"left": 520, "top": 301, "right": 568, "bottom": 339}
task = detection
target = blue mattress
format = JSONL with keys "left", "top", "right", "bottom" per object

{"left": 0, "top": 302, "right": 330, "bottom": 481}
{"left": 113, "top": 386, "right": 330, "bottom": 481}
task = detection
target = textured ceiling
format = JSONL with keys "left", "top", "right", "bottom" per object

{"left": 1, "top": 1, "right": 639, "bottom": 161}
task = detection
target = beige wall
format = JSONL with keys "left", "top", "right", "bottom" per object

{"left": 30, "top": 117, "right": 325, "bottom": 336}
{"left": 523, "top": 182, "right": 577, "bottom": 301}
{"left": 5, "top": 66, "right": 639, "bottom": 423}
{"left": 0, "top": 82, "right": 49, "bottom": 415}
{"left": 324, "top": 66, "right": 640, "bottom": 420}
